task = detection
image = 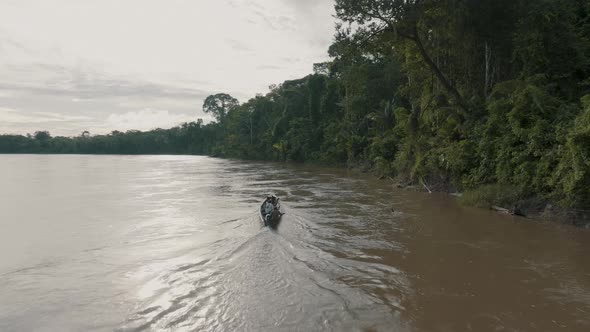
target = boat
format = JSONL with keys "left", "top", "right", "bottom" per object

{"left": 260, "top": 194, "right": 283, "bottom": 229}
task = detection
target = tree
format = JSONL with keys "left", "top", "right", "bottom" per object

{"left": 334, "top": 0, "right": 467, "bottom": 111}
{"left": 202, "top": 93, "right": 240, "bottom": 122}
{"left": 34, "top": 131, "right": 51, "bottom": 141}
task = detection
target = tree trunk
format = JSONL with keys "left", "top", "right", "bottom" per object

{"left": 485, "top": 41, "right": 491, "bottom": 99}
{"left": 411, "top": 29, "right": 467, "bottom": 112}
{"left": 249, "top": 114, "right": 253, "bottom": 145}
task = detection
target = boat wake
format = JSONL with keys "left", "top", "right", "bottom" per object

{"left": 118, "top": 206, "right": 409, "bottom": 332}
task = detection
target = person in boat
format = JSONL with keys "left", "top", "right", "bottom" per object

{"left": 263, "top": 196, "right": 274, "bottom": 221}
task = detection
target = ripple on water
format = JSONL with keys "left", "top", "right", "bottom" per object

{"left": 6, "top": 156, "right": 586, "bottom": 332}
{"left": 118, "top": 207, "right": 410, "bottom": 332}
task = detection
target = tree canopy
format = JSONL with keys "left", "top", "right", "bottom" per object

{"left": 202, "top": 93, "right": 240, "bottom": 122}
{"left": 2, "top": 0, "right": 589, "bottom": 215}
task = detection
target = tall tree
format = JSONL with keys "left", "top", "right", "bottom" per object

{"left": 202, "top": 93, "right": 240, "bottom": 122}
{"left": 334, "top": 0, "right": 467, "bottom": 111}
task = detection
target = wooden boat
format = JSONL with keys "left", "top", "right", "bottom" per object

{"left": 260, "top": 195, "right": 283, "bottom": 229}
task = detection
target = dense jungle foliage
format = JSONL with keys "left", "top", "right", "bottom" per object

{"left": 2, "top": 0, "right": 589, "bottom": 210}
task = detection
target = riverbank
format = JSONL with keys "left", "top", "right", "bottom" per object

{"left": 236, "top": 155, "right": 590, "bottom": 229}
{"left": 338, "top": 158, "right": 590, "bottom": 228}
{"left": 387, "top": 176, "right": 590, "bottom": 228}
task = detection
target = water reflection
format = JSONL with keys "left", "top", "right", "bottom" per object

{"left": 0, "top": 155, "right": 588, "bottom": 331}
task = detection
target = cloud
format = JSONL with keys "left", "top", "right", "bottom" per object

{"left": 0, "top": 107, "right": 91, "bottom": 124}
{"left": 251, "top": 9, "right": 296, "bottom": 31}
{"left": 256, "top": 64, "right": 283, "bottom": 71}
{"left": 0, "top": 106, "right": 95, "bottom": 135}
{"left": 281, "top": 0, "right": 332, "bottom": 14}
{"left": 225, "top": 39, "right": 254, "bottom": 53}
{"left": 105, "top": 109, "right": 195, "bottom": 132}
{"left": 0, "top": 0, "right": 336, "bottom": 136}
{"left": 0, "top": 90, "right": 15, "bottom": 98}
{"left": 0, "top": 63, "right": 211, "bottom": 101}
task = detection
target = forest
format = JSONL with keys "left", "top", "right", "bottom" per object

{"left": 2, "top": 0, "right": 589, "bottom": 218}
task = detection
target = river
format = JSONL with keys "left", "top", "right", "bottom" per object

{"left": 0, "top": 155, "right": 589, "bottom": 331}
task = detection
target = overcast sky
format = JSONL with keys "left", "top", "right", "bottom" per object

{"left": 0, "top": 0, "right": 335, "bottom": 136}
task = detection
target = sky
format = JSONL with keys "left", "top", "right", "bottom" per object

{"left": 0, "top": 0, "right": 335, "bottom": 136}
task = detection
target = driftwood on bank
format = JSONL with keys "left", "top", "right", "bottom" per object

{"left": 491, "top": 206, "right": 511, "bottom": 214}
{"left": 388, "top": 177, "right": 430, "bottom": 192}
{"left": 420, "top": 177, "right": 432, "bottom": 194}
{"left": 491, "top": 205, "right": 525, "bottom": 217}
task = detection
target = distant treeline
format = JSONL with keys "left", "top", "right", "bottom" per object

{"left": 0, "top": 123, "right": 218, "bottom": 155}
{"left": 2, "top": 0, "right": 589, "bottom": 210}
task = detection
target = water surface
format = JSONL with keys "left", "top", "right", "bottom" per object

{"left": 1, "top": 155, "right": 589, "bottom": 331}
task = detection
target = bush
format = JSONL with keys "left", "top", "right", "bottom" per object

{"left": 460, "top": 184, "right": 524, "bottom": 208}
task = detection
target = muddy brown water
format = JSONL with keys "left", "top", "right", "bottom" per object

{"left": 0, "top": 155, "right": 589, "bottom": 331}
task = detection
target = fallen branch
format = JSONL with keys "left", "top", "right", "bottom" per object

{"left": 491, "top": 205, "right": 525, "bottom": 217}
{"left": 420, "top": 177, "right": 432, "bottom": 194}
{"left": 491, "top": 206, "right": 511, "bottom": 214}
